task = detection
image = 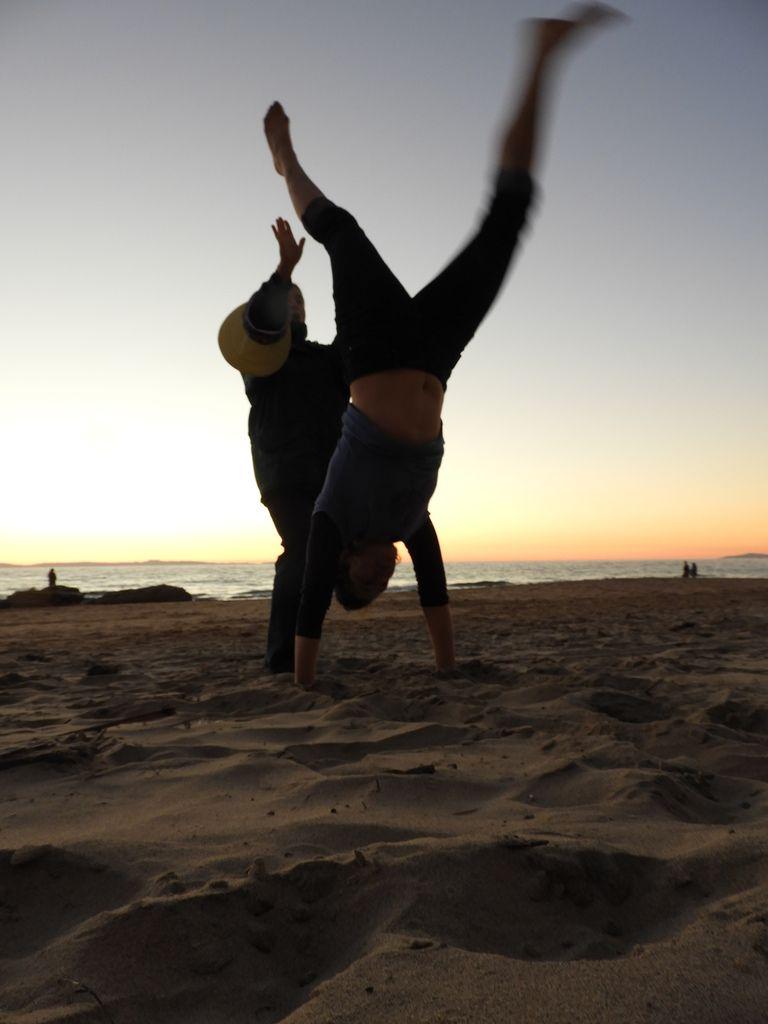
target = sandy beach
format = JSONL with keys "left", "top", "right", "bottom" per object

{"left": 2, "top": 578, "right": 768, "bottom": 1023}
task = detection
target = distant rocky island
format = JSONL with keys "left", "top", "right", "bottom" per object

{"left": 1, "top": 584, "right": 193, "bottom": 609}
{"left": 722, "top": 553, "right": 768, "bottom": 559}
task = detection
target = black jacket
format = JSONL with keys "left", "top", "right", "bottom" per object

{"left": 242, "top": 274, "right": 349, "bottom": 505}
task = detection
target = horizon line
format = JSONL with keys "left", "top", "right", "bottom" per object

{"left": 3, "top": 553, "right": 767, "bottom": 569}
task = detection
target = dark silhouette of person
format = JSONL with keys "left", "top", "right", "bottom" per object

{"left": 238, "top": 221, "right": 349, "bottom": 673}
{"left": 261, "top": 5, "right": 625, "bottom": 686}
{"left": 47, "top": 568, "right": 57, "bottom": 588}
{"left": 690, "top": 562, "right": 698, "bottom": 578}
{"left": 682, "top": 562, "right": 690, "bottom": 578}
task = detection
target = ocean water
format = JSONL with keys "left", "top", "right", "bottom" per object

{"left": 1, "top": 558, "right": 765, "bottom": 602}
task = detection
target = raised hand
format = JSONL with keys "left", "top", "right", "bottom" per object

{"left": 272, "top": 217, "right": 305, "bottom": 281}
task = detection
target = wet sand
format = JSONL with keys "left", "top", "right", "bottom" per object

{"left": 1, "top": 578, "right": 767, "bottom": 1023}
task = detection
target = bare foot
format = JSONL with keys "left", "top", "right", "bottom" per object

{"left": 264, "top": 101, "right": 296, "bottom": 177}
{"left": 568, "top": 2, "right": 628, "bottom": 29}
{"left": 533, "top": 4, "right": 627, "bottom": 58}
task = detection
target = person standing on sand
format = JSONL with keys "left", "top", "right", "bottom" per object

{"left": 258, "top": 4, "right": 624, "bottom": 686}
{"left": 47, "top": 568, "right": 57, "bottom": 588}
{"left": 226, "top": 221, "right": 349, "bottom": 674}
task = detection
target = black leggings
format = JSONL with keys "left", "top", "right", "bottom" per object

{"left": 263, "top": 490, "right": 315, "bottom": 672}
{"left": 301, "top": 169, "right": 535, "bottom": 388}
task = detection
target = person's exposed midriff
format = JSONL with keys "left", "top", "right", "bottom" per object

{"left": 350, "top": 368, "right": 444, "bottom": 445}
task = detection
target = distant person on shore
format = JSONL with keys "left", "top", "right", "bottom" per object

{"left": 691, "top": 562, "right": 698, "bottom": 578}
{"left": 682, "top": 561, "right": 690, "bottom": 578}
{"left": 221, "top": 219, "right": 348, "bottom": 674}
{"left": 255, "top": 4, "right": 624, "bottom": 685}
{"left": 47, "top": 568, "right": 57, "bottom": 588}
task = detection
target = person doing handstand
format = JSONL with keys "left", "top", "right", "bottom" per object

{"left": 263, "top": 5, "right": 623, "bottom": 687}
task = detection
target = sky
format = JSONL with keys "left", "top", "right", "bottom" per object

{"left": 2, "top": 0, "right": 767, "bottom": 564}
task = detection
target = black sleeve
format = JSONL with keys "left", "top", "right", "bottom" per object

{"left": 404, "top": 515, "right": 449, "bottom": 607}
{"left": 295, "top": 512, "right": 344, "bottom": 639}
{"left": 244, "top": 272, "right": 290, "bottom": 337}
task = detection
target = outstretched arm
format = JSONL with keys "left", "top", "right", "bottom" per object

{"left": 243, "top": 219, "right": 305, "bottom": 340}
{"left": 272, "top": 217, "right": 305, "bottom": 283}
{"left": 404, "top": 516, "right": 455, "bottom": 672}
{"left": 423, "top": 604, "right": 456, "bottom": 672}
{"left": 295, "top": 636, "right": 321, "bottom": 686}
{"left": 294, "top": 513, "right": 344, "bottom": 687}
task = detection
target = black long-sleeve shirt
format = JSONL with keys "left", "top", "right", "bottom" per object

{"left": 242, "top": 273, "right": 349, "bottom": 504}
{"left": 296, "top": 511, "right": 448, "bottom": 638}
